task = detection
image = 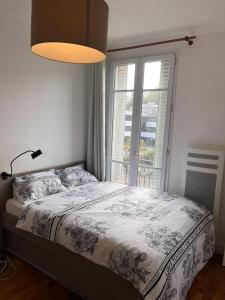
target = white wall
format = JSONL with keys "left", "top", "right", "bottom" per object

{"left": 108, "top": 31, "right": 225, "bottom": 249}
{"left": 0, "top": 11, "right": 89, "bottom": 173}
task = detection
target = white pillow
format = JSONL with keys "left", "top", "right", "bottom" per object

{"left": 13, "top": 169, "right": 67, "bottom": 203}
{"left": 56, "top": 165, "right": 98, "bottom": 188}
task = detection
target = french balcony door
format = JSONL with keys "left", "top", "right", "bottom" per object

{"left": 108, "top": 54, "right": 175, "bottom": 191}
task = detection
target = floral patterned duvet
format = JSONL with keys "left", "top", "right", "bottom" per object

{"left": 16, "top": 182, "right": 215, "bottom": 300}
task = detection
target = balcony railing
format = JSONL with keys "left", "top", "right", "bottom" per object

{"left": 111, "top": 160, "right": 161, "bottom": 189}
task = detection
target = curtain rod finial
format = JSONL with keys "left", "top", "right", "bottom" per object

{"left": 185, "top": 36, "right": 194, "bottom": 46}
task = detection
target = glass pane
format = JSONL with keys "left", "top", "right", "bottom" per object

{"left": 111, "top": 161, "right": 129, "bottom": 185}
{"left": 143, "top": 60, "right": 170, "bottom": 90}
{"left": 114, "top": 64, "right": 135, "bottom": 90}
{"left": 136, "top": 90, "right": 168, "bottom": 190}
{"left": 110, "top": 57, "right": 172, "bottom": 190}
{"left": 112, "top": 92, "right": 133, "bottom": 163}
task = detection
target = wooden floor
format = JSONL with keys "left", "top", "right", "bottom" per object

{"left": 187, "top": 255, "right": 225, "bottom": 300}
{"left": 0, "top": 254, "right": 224, "bottom": 300}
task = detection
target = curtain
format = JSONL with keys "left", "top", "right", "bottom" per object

{"left": 87, "top": 62, "right": 106, "bottom": 181}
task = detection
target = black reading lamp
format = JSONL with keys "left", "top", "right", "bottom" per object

{"left": 1, "top": 149, "right": 42, "bottom": 180}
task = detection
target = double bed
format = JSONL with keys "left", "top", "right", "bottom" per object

{"left": 0, "top": 162, "right": 215, "bottom": 300}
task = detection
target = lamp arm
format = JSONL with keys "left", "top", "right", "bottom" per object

{"left": 9, "top": 150, "right": 34, "bottom": 176}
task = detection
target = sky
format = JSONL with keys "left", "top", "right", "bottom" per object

{"left": 127, "top": 61, "right": 162, "bottom": 90}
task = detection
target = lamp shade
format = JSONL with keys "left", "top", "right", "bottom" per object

{"left": 31, "top": 0, "right": 109, "bottom": 64}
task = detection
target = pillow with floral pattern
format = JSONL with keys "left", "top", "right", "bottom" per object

{"left": 13, "top": 169, "right": 67, "bottom": 203}
{"left": 56, "top": 165, "right": 98, "bottom": 188}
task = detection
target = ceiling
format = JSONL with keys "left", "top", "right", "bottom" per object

{"left": 106, "top": 0, "right": 225, "bottom": 48}
{"left": 1, "top": 0, "right": 225, "bottom": 48}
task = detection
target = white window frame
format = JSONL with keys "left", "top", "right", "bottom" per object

{"left": 106, "top": 54, "right": 176, "bottom": 191}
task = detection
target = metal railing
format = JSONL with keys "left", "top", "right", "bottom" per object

{"left": 111, "top": 160, "right": 161, "bottom": 189}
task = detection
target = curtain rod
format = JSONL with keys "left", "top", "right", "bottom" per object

{"left": 107, "top": 35, "right": 197, "bottom": 53}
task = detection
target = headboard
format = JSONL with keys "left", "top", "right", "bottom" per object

{"left": 0, "top": 160, "right": 86, "bottom": 214}
{"left": 181, "top": 148, "right": 224, "bottom": 230}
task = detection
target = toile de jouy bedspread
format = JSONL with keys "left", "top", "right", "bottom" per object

{"left": 16, "top": 182, "right": 215, "bottom": 300}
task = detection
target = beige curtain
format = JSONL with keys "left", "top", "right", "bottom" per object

{"left": 87, "top": 62, "right": 106, "bottom": 181}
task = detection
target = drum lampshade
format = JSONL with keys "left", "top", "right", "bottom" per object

{"left": 31, "top": 0, "right": 109, "bottom": 64}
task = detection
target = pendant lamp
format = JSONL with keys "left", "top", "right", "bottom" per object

{"left": 31, "top": 0, "right": 109, "bottom": 64}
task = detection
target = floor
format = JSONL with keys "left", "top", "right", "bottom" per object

{"left": 187, "top": 255, "right": 225, "bottom": 300}
{"left": 0, "top": 255, "right": 224, "bottom": 300}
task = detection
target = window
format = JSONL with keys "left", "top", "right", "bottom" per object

{"left": 108, "top": 55, "right": 175, "bottom": 191}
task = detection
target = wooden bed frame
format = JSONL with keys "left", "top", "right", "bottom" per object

{"left": 0, "top": 161, "right": 143, "bottom": 300}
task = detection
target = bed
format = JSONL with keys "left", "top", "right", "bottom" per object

{"left": 0, "top": 162, "right": 215, "bottom": 300}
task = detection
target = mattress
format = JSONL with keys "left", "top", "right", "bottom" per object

{"left": 5, "top": 198, "right": 25, "bottom": 217}
{"left": 15, "top": 182, "right": 215, "bottom": 300}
